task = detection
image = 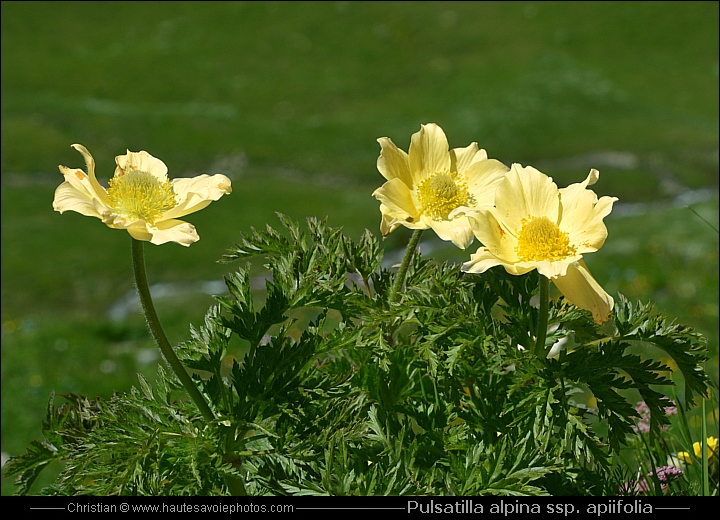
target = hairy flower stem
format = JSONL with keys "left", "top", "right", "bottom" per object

{"left": 389, "top": 229, "right": 423, "bottom": 304}
{"left": 132, "top": 240, "right": 247, "bottom": 495}
{"left": 131, "top": 238, "right": 215, "bottom": 424}
{"left": 533, "top": 274, "right": 550, "bottom": 358}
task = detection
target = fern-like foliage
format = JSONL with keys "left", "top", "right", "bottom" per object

{"left": 5, "top": 215, "right": 711, "bottom": 496}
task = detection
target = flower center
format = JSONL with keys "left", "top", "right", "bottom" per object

{"left": 515, "top": 216, "right": 577, "bottom": 262}
{"left": 417, "top": 171, "right": 474, "bottom": 220}
{"left": 106, "top": 170, "right": 176, "bottom": 223}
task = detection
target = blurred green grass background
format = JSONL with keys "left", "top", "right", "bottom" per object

{"left": 1, "top": 1, "right": 718, "bottom": 495}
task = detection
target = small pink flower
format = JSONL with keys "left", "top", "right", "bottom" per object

{"left": 619, "top": 465, "right": 683, "bottom": 495}
{"left": 632, "top": 400, "right": 677, "bottom": 434}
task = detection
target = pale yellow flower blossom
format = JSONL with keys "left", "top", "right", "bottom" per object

{"left": 457, "top": 163, "right": 617, "bottom": 323}
{"left": 53, "top": 144, "right": 231, "bottom": 246}
{"left": 678, "top": 436, "right": 718, "bottom": 464}
{"left": 372, "top": 123, "right": 509, "bottom": 249}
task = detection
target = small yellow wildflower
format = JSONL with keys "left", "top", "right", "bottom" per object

{"left": 53, "top": 144, "right": 231, "bottom": 246}
{"left": 457, "top": 164, "right": 617, "bottom": 323}
{"left": 371, "top": 123, "right": 509, "bottom": 249}
{"left": 678, "top": 436, "right": 718, "bottom": 464}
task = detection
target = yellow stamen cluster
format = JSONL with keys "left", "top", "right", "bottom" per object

{"left": 107, "top": 170, "right": 176, "bottom": 223}
{"left": 417, "top": 171, "right": 474, "bottom": 220}
{"left": 516, "top": 216, "right": 577, "bottom": 262}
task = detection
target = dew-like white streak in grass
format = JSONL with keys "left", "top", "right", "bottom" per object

{"left": 107, "top": 275, "right": 275, "bottom": 321}
{"left": 609, "top": 187, "right": 717, "bottom": 218}
{"left": 108, "top": 279, "right": 233, "bottom": 321}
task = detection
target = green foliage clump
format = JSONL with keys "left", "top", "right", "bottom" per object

{"left": 4, "top": 215, "right": 711, "bottom": 495}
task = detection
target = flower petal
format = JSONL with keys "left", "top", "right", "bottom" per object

{"left": 379, "top": 203, "right": 426, "bottom": 235}
{"left": 100, "top": 211, "right": 137, "bottom": 230}
{"left": 377, "top": 137, "right": 412, "bottom": 188}
{"left": 462, "top": 248, "right": 536, "bottom": 276}
{"left": 162, "top": 174, "right": 232, "bottom": 220}
{"left": 131, "top": 219, "right": 200, "bottom": 247}
{"left": 450, "top": 142, "right": 486, "bottom": 175}
{"left": 518, "top": 256, "right": 582, "bottom": 280}
{"left": 72, "top": 144, "right": 110, "bottom": 203}
{"left": 465, "top": 158, "right": 510, "bottom": 208}
{"left": 115, "top": 150, "right": 168, "bottom": 181}
{"left": 496, "top": 164, "right": 560, "bottom": 232}
{"left": 466, "top": 208, "right": 519, "bottom": 263}
{"left": 552, "top": 259, "right": 614, "bottom": 323}
{"left": 379, "top": 205, "right": 403, "bottom": 236}
{"left": 462, "top": 247, "right": 506, "bottom": 273}
{"left": 425, "top": 217, "right": 474, "bottom": 249}
{"left": 560, "top": 170, "right": 617, "bottom": 254}
{"left": 125, "top": 223, "right": 154, "bottom": 243}
{"left": 53, "top": 181, "right": 104, "bottom": 218}
{"left": 55, "top": 144, "right": 111, "bottom": 211}
{"left": 408, "top": 123, "right": 451, "bottom": 184}
{"left": 372, "top": 178, "right": 421, "bottom": 224}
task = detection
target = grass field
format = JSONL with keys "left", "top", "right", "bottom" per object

{"left": 1, "top": 1, "right": 718, "bottom": 495}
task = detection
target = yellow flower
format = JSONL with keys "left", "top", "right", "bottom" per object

{"left": 371, "top": 123, "right": 509, "bottom": 249}
{"left": 53, "top": 144, "right": 232, "bottom": 246}
{"left": 458, "top": 164, "right": 617, "bottom": 323}
{"left": 678, "top": 436, "right": 719, "bottom": 464}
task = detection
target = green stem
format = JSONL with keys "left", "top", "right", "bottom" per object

{"left": 533, "top": 274, "right": 550, "bottom": 358}
{"left": 389, "top": 229, "right": 423, "bottom": 304}
{"left": 131, "top": 238, "right": 215, "bottom": 424}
